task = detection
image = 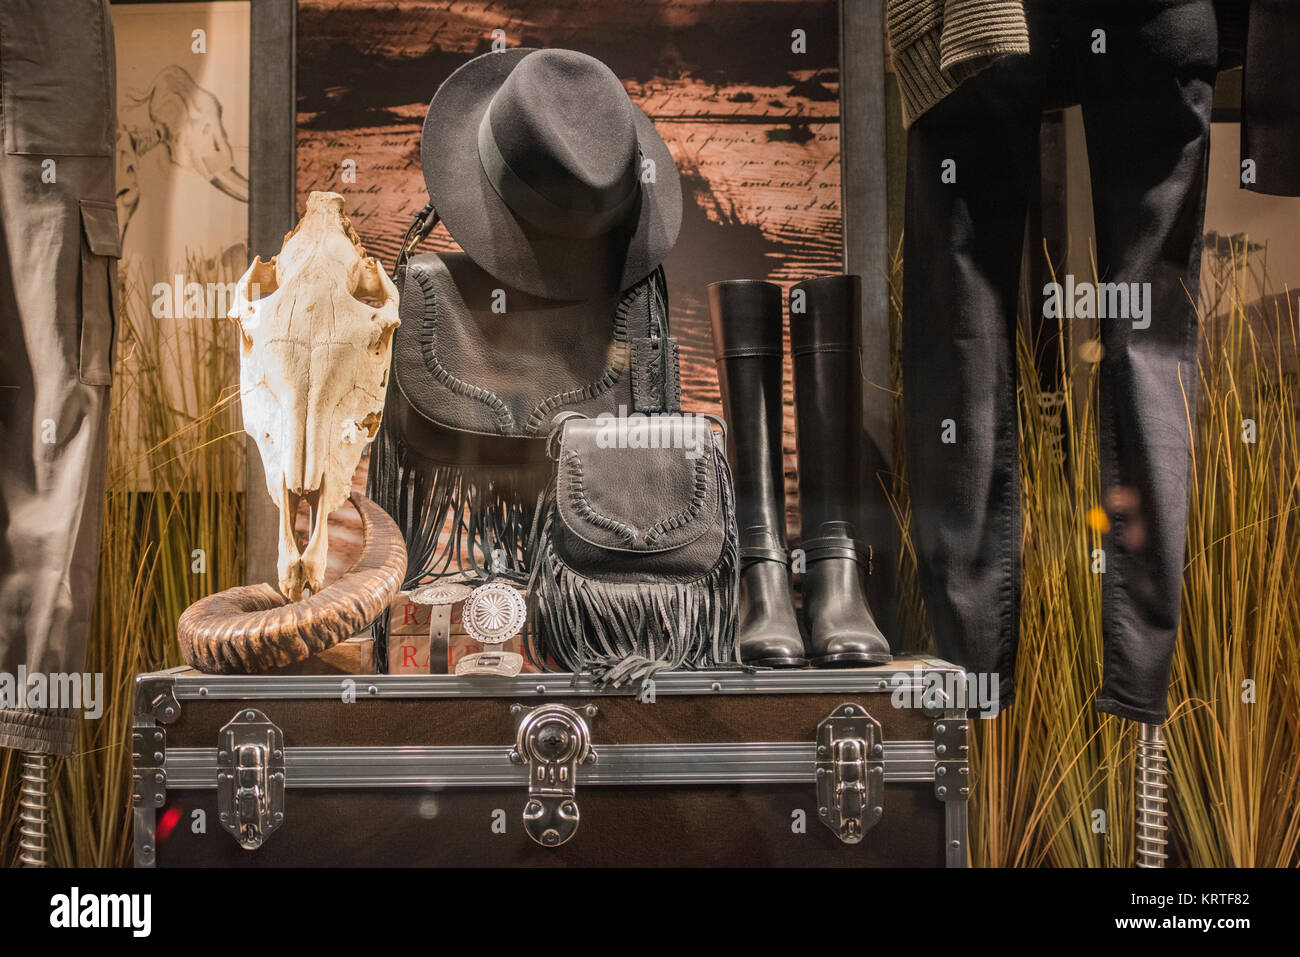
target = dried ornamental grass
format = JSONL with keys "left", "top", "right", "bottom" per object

{"left": 891, "top": 232, "right": 1300, "bottom": 868}
{"left": 1166, "top": 237, "right": 1300, "bottom": 868}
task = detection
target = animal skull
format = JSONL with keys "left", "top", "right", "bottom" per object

{"left": 230, "top": 191, "right": 399, "bottom": 600}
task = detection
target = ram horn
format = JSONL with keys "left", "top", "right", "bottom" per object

{"left": 178, "top": 494, "right": 407, "bottom": 674}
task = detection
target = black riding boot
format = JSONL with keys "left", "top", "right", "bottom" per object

{"left": 790, "top": 275, "right": 891, "bottom": 667}
{"left": 709, "top": 280, "right": 808, "bottom": 667}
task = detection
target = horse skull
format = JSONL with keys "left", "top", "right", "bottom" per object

{"left": 230, "top": 191, "right": 399, "bottom": 600}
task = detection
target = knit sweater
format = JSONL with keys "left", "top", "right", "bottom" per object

{"left": 887, "top": 0, "right": 1030, "bottom": 126}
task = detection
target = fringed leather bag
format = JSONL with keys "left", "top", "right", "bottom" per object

{"left": 366, "top": 212, "right": 681, "bottom": 671}
{"left": 526, "top": 413, "right": 739, "bottom": 686}
{"left": 368, "top": 212, "right": 681, "bottom": 574}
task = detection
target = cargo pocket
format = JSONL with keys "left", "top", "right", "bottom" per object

{"left": 0, "top": 1, "right": 114, "bottom": 156}
{"left": 78, "top": 199, "right": 121, "bottom": 386}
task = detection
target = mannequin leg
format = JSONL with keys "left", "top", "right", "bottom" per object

{"left": 902, "top": 47, "right": 1049, "bottom": 708}
{"left": 1073, "top": 0, "right": 1218, "bottom": 723}
{"left": 0, "top": 0, "right": 118, "bottom": 760}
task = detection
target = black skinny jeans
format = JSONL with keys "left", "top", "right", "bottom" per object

{"left": 902, "top": 0, "right": 1218, "bottom": 723}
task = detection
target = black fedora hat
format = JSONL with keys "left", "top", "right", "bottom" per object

{"left": 421, "top": 48, "right": 683, "bottom": 301}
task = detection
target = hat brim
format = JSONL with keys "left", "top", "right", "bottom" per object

{"left": 421, "top": 48, "right": 683, "bottom": 301}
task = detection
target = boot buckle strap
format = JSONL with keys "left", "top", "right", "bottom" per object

{"left": 800, "top": 535, "right": 872, "bottom": 573}
{"left": 739, "top": 544, "right": 790, "bottom": 565}
{"left": 739, "top": 528, "right": 789, "bottom": 566}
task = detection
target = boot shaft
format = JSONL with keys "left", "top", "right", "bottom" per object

{"left": 708, "top": 279, "right": 785, "bottom": 356}
{"left": 708, "top": 279, "right": 788, "bottom": 556}
{"left": 790, "top": 274, "right": 866, "bottom": 538}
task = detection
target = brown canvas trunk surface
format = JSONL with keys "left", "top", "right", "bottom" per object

{"left": 133, "top": 654, "right": 970, "bottom": 867}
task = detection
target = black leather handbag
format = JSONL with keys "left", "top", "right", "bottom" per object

{"left": 526, "top": 413, "right": 739, "bottom": 685}
{"left": 368, "top": 212, "right": 682, "bottom": 588}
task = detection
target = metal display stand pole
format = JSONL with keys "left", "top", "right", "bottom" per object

{"left": 18, "top": 751, "right": 52, "bottom": 867}
{"left": 1134, "top": 722, "right": 1170, "bottom": 868}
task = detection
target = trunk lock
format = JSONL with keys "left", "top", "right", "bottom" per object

{"left": 509, "top": 703, "right": 597, "bottom": 847}
{"left": 217, "top": 709, "right": 286, "bottom": 850}
{"left": 816, "top": 703, "right": 885, "bottom": 844}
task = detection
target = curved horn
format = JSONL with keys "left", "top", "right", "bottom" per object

{"left": 178, "top": 494, "right": 407, "bottom": 674}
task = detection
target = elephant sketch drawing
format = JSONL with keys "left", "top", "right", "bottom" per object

{"left": 112, "top": 3, "right": 250, "bottom": 295}
{"left": 117, "top": 63, "right": 249, "bottom": 263}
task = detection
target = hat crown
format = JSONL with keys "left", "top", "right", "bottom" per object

{"left": 485, "top": 50, "right": 639, "bottom": 216}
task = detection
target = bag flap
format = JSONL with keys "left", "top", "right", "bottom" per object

{"left": 79, "top": 199, "right": 121, "bottom": 257}
{"left": 393, "top": 251, "right": 635, "bottom": 438}
{"left": 391, "top": 252, "right": 517, "bottom": 438}
{"left": 391, "top": 252, "right": 679, "bottom": 446}
{"left": 555, "top": 416, "right": 720, "bottom": 554}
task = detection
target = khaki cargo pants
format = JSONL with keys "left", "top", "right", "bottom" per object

{"left": 0, "top": 0, "right": 118, "bottom": 754}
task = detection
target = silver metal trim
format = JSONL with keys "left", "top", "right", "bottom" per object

{"left": 132, "top": 702, "right": 162, "bottom": 869}
{"left": 133, "top": 807, "right": 157, "bottom": 869}
{"left": 135, "top": 674, "right": 181, "bottom": 726}
{"left": 164, "top": 740, "right": 938, "bottom": 788}
{"left": 160, "top": 667, "right": 963, "bottom": 701}
{"left": 945, "top": 799, "right": 969, "bottom": 868}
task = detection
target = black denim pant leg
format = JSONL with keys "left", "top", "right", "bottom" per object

{"left": 1072, "top": 0, "right": 1218, "bottom": 723}
{"left": 902, "top": 50, "right": 1049, "bottom": 711}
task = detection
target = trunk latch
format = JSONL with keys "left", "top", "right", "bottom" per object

{"left": 217, "top": 709, "right": 285, "bottom": 850}
{"left": 509, "top": 703, "right": 597, "bottom": 847}
{"left": 816, "top": 703, "right": 884, "bottom": 844}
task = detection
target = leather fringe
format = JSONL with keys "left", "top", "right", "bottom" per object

{"left": 366, "top": 421, "right": 548, "bottom": 670}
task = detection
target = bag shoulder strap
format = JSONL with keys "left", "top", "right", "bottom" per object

{"left": 395, "top": 201, "right": 440, "bottom": 275}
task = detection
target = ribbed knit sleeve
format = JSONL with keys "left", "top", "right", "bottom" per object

{"left": 887, "top": 0, "right": 1029, "bottom": 127}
